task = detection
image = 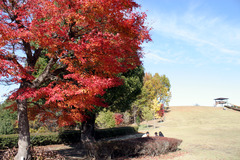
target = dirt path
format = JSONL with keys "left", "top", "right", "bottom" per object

{"left": 138, "top": 106, "right": 240, "bottom": 160}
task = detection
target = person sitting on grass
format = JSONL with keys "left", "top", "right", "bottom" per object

{"left": 159, "top": 131, "right": 164, "bottom": 137}
{"left": 142, "top": 131, "right": 150, "bottom": 137}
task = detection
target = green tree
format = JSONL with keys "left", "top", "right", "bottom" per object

{"left": 131, "top": 73, "right": 171, "bottom": 123}
{"left": 144, "top": 73, "right": 171, "bottom": 105}
{"left": 103, "top": 66, "right": 144, "bottom": 112}
{"left": 155, "top": 74, "right": 171, "bottom": 105}
{"left": 0, "top": 101, "right": 17, "bottom": 134}
{"left": 95, "top": 109, "right": 115, "bottom": 128}
{"left": 142, "top": 106, "right": 154, "bottom": 128}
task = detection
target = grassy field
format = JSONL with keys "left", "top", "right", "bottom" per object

{"left": 138, "top": 106, "right": 240, "bottom": 160}
{"left": 3, "top": 106, "right": 239, "bottom": 159}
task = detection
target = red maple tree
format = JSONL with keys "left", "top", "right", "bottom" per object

{"left": 0, "top": 0, "right": 151, "bottom": 159}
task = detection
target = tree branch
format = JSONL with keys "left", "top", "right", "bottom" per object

{"left": 32, "top": 58, "right": 57, "bottom": 88}
{"left": 22, "top": 40, "right": 34, "bottom": 67}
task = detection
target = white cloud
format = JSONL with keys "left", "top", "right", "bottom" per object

{"left": 143, "top": 52, "right": 173, "bottom": 64}
{"left": 147, "top": 6, "right": 240, "bottom": 65}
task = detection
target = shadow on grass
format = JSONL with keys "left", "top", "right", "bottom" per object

{"left": 139, "top": 124, "right": 153, "bottom": 128}
{"left": 164, "top": 110, "right": 171, "bottom": 113}
{"left": 55, "top": 143, "right": 88, "bottom": 159}
{"left": 139, "top": 124, "right": 161, "bottom": 130}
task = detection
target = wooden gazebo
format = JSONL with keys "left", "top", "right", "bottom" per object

{"left": 214, "top": 97, "right": 229, "bottom": 107}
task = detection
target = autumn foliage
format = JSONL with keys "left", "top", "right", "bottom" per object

{"left": 114, "top": 113, "right": 123, "bottom": 125}
{"left": 0, "top": 0, "right": 151, "bottom": 126}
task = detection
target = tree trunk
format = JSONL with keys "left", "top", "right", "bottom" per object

{"left": 14, "top": 99, "right": 31, "bottom": 160}
{"left": 80, "top": 114, "right": 97, "bottom": 158}
{"left": 80, "top": 113, "right": 96, "bottom": 143}
{"left": 132, "top": 105, "right": 138, "bottom": 124}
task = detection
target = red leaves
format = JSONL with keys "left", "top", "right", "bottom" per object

{"left": 114, "top": 113, "right": 123, "bottom": 125}
{"left": 1, "top": 0, "right": 151, "bottom": 126}
{"left": 9, "top": 88, "right": 36, "bottom": 100}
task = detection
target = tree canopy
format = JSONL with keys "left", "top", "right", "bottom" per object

{"left": 132, "top": 73, "right": 171, "bottom": 122}
{"left": 0, "top": 0, "right": 150, "bottom": 124}
{"left": 138, "top": 73, "right": 171, "bottom": 107}
{"left": 103, "top": 65, "right": 144, "bottom": 112}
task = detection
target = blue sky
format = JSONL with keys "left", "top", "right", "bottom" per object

{"left": 138, "top": 0, "right": 240, "bottom": 106}
{"left": 1, "top": 0, "right": 240, "bottom": 106}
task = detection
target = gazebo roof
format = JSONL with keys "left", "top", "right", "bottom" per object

{"left": 214, "top": 97, "right": 229, "bottom": 100}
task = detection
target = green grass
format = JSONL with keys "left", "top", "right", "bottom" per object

{"left": 138, "top": 124, "right": 149, "bottom": 130}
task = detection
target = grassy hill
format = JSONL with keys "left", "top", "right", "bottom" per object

{"left": 138, "top": 106, "right": 240, "bottom": 160}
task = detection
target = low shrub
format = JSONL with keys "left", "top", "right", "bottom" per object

{"left": 0, "top": 126, "right": 139, "bottom": 149}
{"left": 95, "top": 126, "right": 138, "bottom": 140}
{"left": 30, "top": 133, "right": 61, "bottom": 146}
{"left": 96, "top": 109, "right": 116, "bottom": 128}
{"left": 0, "top": 133, "right": 60, "bottom": 149}
{"left": 88, "top": 137, "right": 182, "bottom": 159}
{"left": 58, "top": 130, "right": 81, "bottom": 144}
{"left": 0, "top": 134, "right": 18, "bottom": 149}
{"left": 114, "top": 113, "right": 123, "bottom": 125}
